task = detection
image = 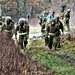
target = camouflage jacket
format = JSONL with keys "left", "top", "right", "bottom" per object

{"left": 46, "top": 23, "right": 60, "bottom": 36}
{"left": 5, "top": 23, "right": 14, "bottom": 31}
{"left": 55, "top": 21, "right": 64, "bottom": 33}
{"left": 15, "top": 24, "right": 29, "bottom": 35}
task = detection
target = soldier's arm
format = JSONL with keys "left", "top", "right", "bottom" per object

{"left": 15, "top": 26, "right": 19, "bottom": 39}
{"left": 11, "top": 23, "right": 15, "bottom": 33}
{"left": 59, "top": 21, "right": 64, "bottom": 32}
{"left": 25, "top": 25, "right": 29, "bottom": 34}
{"left": 46, "top": 25, "right": 50, "bottom": 33}
{"left": 55, "top": 30, "right": 60, "bottom": 35}
{"left": 39, "top": 18, "right": 42, "bottom": 26}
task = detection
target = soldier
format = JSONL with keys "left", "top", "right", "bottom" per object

{"left": 60, "top": 5, "right": 66, "bottom": 20}
{"left": 45, "top": 19, "right": 57, "bottom": 50}
{"left": 63, "top": 9, "right": 71, "bottom": 41}
{"left": 15, "top": 18, "right": 29, "bottom": 50}
{"left": 55, "top": 16, "right": 64, "bottom": 48}
{"left": 46, "top": 18, "right": 62, "bottom": 50}
{"left": 41, "top": 18, "right": 48, "bottom": 34}
{"left": 4, "top": 18, "right": 14, "bottom": 39}
{"left": 45, "top": 20, "right": 51, "bottom": 46}
{"left": 46, "top": 19, "right": 55, "bottom": 49}
{"left": 63, "top": 9, "right": 71, "bottom": 32}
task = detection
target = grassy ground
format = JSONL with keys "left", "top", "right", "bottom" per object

{"left": 25, "top": 39, "right": 75, "bottom": 75}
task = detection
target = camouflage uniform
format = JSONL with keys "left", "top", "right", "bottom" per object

{"left": 4, "top": 19, "right": 14, "bottom": 39}
{"left": 60, "top": 5, "right": 66, "bottom": 20}
{"left": 46, "top": 19, "right": 60, "bottom": 50}
{"left": 55, "top": 17, "right": 64, "bottom": 48}
{"left": 63, "top": 9, "right": 71, "bottom": 32}
{"left": 15, "top": 19, "right": 29, "bottom": 49}
{"left": 60, "top": 12, "right": 65, "bottom": 20}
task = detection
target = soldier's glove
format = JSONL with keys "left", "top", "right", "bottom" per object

{"left": 59, "top": 36, "right": 62, "bottom": 39}
{"left": 48, "top": 35, "right": 50, "bottom": 38}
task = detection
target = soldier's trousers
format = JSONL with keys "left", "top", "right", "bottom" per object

{"left": 45, "top": 36, "right": 48, "bottom": 45}
{"left": 19, "top": 35, "right": 28, "bottom": 49}
{"left": 48, "top": 36, "right": 54, "bottom": 49}
{"left": 64, "top": 19, "right": 70, "bottom": 31}
{"left": 53, "top": 36, "right": 60, "bottom": 50}
{"left": 66, "top": 23, "right": 70, "bottom": 31}
{"left": 41, "top": 24, "right": 45, "bottom": 33}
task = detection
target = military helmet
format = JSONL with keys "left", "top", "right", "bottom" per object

{"left": 51, "top": 18, "right": 55, "bottom": 25}
{"left": 19, "top": 20, "right": 25, "bottom": 26}
{"left": 19, "top": 18, "right": 26, "bottom": 22}
{"left": 18, "top": 18, "right": 26, "bottom": 25}
{"left": 44, "top": 18, "right": 47, "bottom": 22}
{"left": 7, "top": 18, "right": 12, "bottom": 25}
{"left": 67, "top": 9, "right": 71, "bottom": 12}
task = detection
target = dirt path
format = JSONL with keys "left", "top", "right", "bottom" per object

{"left": 29, "top": 18, "right": 41, "bottom": 34}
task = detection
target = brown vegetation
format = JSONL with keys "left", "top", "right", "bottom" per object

{"left": 0, "top": 31, "right": 53, "bottom": 75}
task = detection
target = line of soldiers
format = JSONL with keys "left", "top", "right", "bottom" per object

{"left": 0, "top": 16, "right": 29, "bottom": 51}
{"left": 39, "top": 6, "right": 71, "bottom": 50}
{"left": 0, "top": 5, "right": 71, "bottom": 51}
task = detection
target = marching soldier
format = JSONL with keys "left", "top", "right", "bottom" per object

{"left": 63, "top": 9, "right": 71, "bottom": 32}
{"left": 55, "top": 16, "right": 64, "bottom": 48}
{"left": 60, "top": 4, "right": 66, "bottom": 20}
{"left": 15, "top": 18, "right": 29, "bottom": 50}
{"left": 46, "top": 19, "right": 60, "bottom": 50}
{"left": 62, "top": 9, "right": 71, "bottom": 41}
{"left": 4, "top": 18, "right": 14, "bottom": 39}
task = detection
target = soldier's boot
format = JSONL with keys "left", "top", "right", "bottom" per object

{"left": 67, "top": 34, "right": 71, "bottom": 41}
{"left": 24, "top": 41, "right": 28, "bottom": 48}
{"left": 53, "top": 42, "right": 56, "bottom": 50}
{"left": 55, "top": 44, "right": 57, "bottom": 50}
{"left": 48, "top": 42, "right": 52, "bottom": 50}
{"left": 45, "top": 37, "right": 48, "bottom": 46}
{"left": 67, "top": 23, "right": 70, "bottom": 32}
{"left": 57, "top": 41, "right": 61, "bottom": 48}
